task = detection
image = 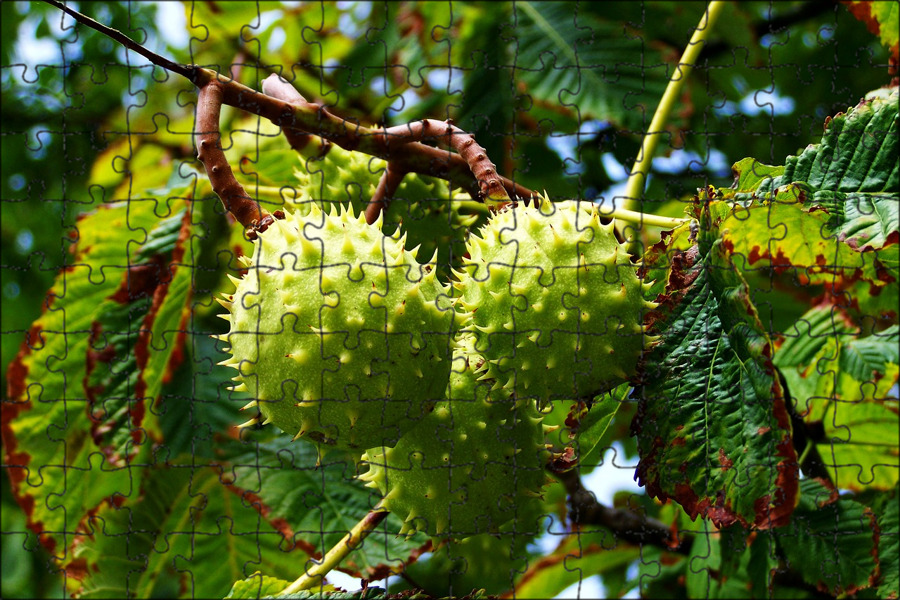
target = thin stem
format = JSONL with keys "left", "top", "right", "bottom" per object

{"left": 366, "top": 163, "right": 407, "bottom": 224}
{"left": 622, "top": 1, "right": 725, "bottom": 214}
{"left": 40, "top": 0, "right": 194, "bottom": 80}
{"left": 593, "top": 206, "right": 689, "bottom": 229}
{"left": 280, "top": 508, "right": 389, "bottom": 595}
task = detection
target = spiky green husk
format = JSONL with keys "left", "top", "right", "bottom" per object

{"left": 292, "top": 145, "right": 488, "bottom": 276}
{"left": 454, "top": 197, "right": 657, "bottom": 404}
{"left": 359, "top": 340, "right": 548, "bottom": 540}
{"left": 292, "top": 145, "right": 382, "bottom": 215}
{"left": 219, "top": 205, "right": 455, "bottom": 450}
{"left": 405, "top": 497, "right": 545, "bottom": 595}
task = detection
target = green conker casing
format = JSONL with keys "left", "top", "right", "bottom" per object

{"left": 454, "top": 197, "right": 657, "bottom": 404}
{"left": 217, "top": 204, "right": 456, "bottom": 450}
{"left": 292, "top": 144, "right": 487, "bottom": 277}
{"left": 360, "top": 340, "right": 548, "bottom": 540}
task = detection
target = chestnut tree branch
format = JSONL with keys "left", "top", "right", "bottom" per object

{"left": 554, "top": 468, "right": 691, "bottom": 555}
{"left": 196, "top": 81, "right": 277, "bottom": 237}
{"left": 382, "top": 119, "right": 510, "bottom": 204}
{"left": 261, "top": 75, "right": 323, "bottom": 154}
{"left": 243, "top": 72, "right": 536, "bottom": 202}
{"left": 40, "top": 1, "right": 536, "bottom": 213}
{"left": 366, "top": 163, "right": 407, "bottom": 225}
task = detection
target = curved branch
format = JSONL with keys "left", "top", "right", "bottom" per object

{"left": 196, "top": 80, "right": 273, "bottom": 236}
{"left": 257, "top": 75, "right": 533, "bottom": 203}
{"left": 382, "top": 120, "right": 510, "bottom": 204}
{"left": 39, "top": 0, "right": 536, "bottom": 205}
{"left": 366, "top": 163, "right": 407, "bottom": 225}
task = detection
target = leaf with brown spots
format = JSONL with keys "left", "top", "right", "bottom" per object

{"left": 775, "top": 478, "right": 881, "bottom": 596}
{"left": 2, "top": 181, "right": 198, "bottom": 558}
{"left": 227, "top": 437, "right": 430, "bottom": 577}
{"left": 633, "top": 204, "right": 798, "bottom": 529}
{"left": 71, "top": 463, "right": 310, "bottom": 599}
{"left": 708, "top": 88, "right": 899, "bottom": 320}
{"left": 843, "top": 1, "right": 900, "bottom": 71}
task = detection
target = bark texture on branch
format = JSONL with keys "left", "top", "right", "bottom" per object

{"left": 261, "top": 75, "right": 323, "bottom": 153}
{"left": 196, "top": 81, "right": 276, "bottom": 237}
{"left": 383, "top": 119, "right": 510, "bottom": 204}
{"left": 198, "top": 70, "right": 534, "bottom": 203}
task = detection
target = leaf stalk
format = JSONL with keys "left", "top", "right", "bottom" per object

{"left": 622, "top": 1, "right": 725, "bottom": 244}
{"left": 279, "top": 508, "right": 389, "bottom": 595}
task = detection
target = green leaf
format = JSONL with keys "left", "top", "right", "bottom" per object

{"left": 156, "top": 334, "right": 248, "bottom": 461}
{"left": 71, "top": 464, "right": 307, "bottom": 599}
{"left": 719, "top": 198, "right": 876, "bottom": 283}
{"left": 2, "top": 179, "right": 198, "bottom": 557}
{"left": 825, "top": 192, "right": 900, "bottom": 252}
{"left": 775, "top": 478, "right": 880, "bottom": 596}
{"left": 713, "top": 88, "right": 899, "bottom": 315}
{"left": 229, "top": 437, "right": 429, "bottom": 577}
{"left": 730, "top": 158, "right": 785, "bottom": 194}
{"left": 577, "top": 383, "right": 628, "bottom": 467}
{"left": 775, "top": 304, "right": 860, "bottom": 418}
{"left": 512, "top": 2, "right": 667, "bottom": 130}
{"left": 634, "top": 211, "right": 799, "bottom": 529}
{"left": 765, "top": 88, "right": 898, "bottom": 197}
{"left": 877, "top": 487, "right": 899, "bottom": 599}
{"left": 776, "top": 305, "right": 860, "bottom": 370}
{"left": 226, "top": 574, "right": 293, "bottom": 599}
{"left": 512, "top": 532, "right": 640, "bottom": 599}
{"left": 778, "top": 319, "right": 899, "bottom": 491}
{"left": 686, "top": 521, "right": 759, "bottom": 599}
{"left": 841, "top": 325, "right": 900, "bottom": 380}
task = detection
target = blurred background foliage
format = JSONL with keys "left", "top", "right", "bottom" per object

{"left": 1, "top": 1, "right": 891, "bottom": 597}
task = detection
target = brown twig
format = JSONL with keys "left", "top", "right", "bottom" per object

{"left": 196, "top": 80, "right": 276, "bottom": 237}
{"left": 253, "top": 74, "right": 534, "bottom": 202}
{"left": 40, "top": 1, "right": 536, "bottom": 208}
{"left": 366, "top": 163, "right": 407, "bottom": 225}
{"left": 554, "top": 468, "right": 691, "bottom": 555}
{"left": 364, "top": 118, "right": 513, "bottom": 222}
{"left": 41, "top": 0, "right": 194, "bottom": 80}
{"left": 382, "top": 120, "right": 510, "bottom": 204}
{"left": 261, "top": 75, "right": 323, "bottom": 153}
